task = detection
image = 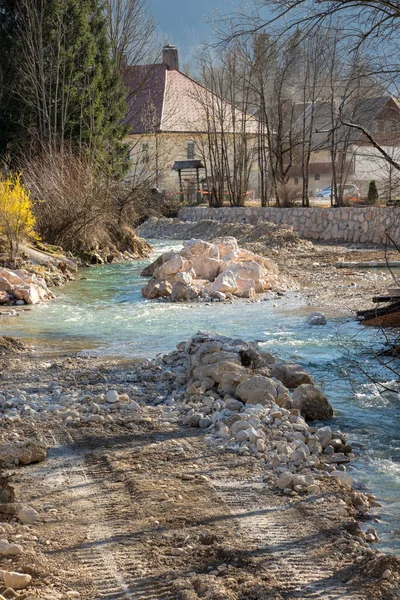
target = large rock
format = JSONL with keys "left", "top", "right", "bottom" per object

{"left": 270, "top": 363, "right": 314, "bottom": 388}
{"left": 0, "top": 541, "right": 23, "bottom": 556}
{"left": 154, "top": 254, "right": 192, "bottom": 279}
{"left": 182, "top": 239, "right": 220, "bottom": 259}
{"left": 142, "top": 279, "right": 172, "bottom": 299}
{"left": 307, "top": 312, "right": 327, "bottom": 326}
{"left": 140, "top": 251, "right": 174, "bottom": 277}
{"left": 292, "top": 384, "right": 333, "bottom": 421}
{"left": 0, "top": 440, "right": 47, "bottom": 467}
{"left": 220, "top": 260, "right": 269, "bottom": 293}
{"left": 171, "top": 282, "right": 199, "bottom": 301}
{"left": 235, "top": 277, "right": 256, "bottom": 298}
{"left": 210, "top": 271, "right": 238, "bottom": 294}
{"left": 3, "top": 571, "right": 32, "bottom": 590}
{"left": 213, "top": 237, "right": 239, "bottom": 257}
{"left": 192, "top": 362, "right": 248, "bottom": 395}
{"left": 235, "top": 376, "right": 278, "bottom": 405}
{"left": 189, "top": 256, "right": 222, "bottom": 281}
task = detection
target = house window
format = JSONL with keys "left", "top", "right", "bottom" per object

{"left": 142, "top": 143, "right": 149, "bottom": 164}
{"left": 294, "top": 177, "right": 299, "bottom": 185}
{"left": 187, "top": 140, "right": 195, "bottom": 160}
{"left": 315, "top": 173, "right": 320, "bottom": 181}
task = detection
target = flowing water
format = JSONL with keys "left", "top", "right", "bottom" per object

{"left": 2, "top": 239, "right": 400, "bottom": 553}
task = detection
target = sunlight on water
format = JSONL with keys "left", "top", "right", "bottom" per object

{"left": 1, "top": 239, "right": 400, "bottom": 552}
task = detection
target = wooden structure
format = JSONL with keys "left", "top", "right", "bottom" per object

{"left": 172, "top": 160, "right": 205, "bottom": 202}
{"left": 357, "top": 288, "right": 400, "bottom": 327}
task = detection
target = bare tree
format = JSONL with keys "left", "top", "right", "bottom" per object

{"left": 191, "top": 47, "right": 257, "bottom": 207}
{"left": 104, "top": 0, "right": 157, "bottom": 69}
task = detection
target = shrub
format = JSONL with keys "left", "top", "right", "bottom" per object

{"left": 367, "top": 180, "right": 379, "bottom": 204}
{"left": 0, "top": 173, "right": 37, "bottom": 261}
{"left": 23, "top": 149, "right": 116, "bottom": 253}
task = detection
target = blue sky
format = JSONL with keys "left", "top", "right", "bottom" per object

{"left": 149, "top": 0, "right": 241, "bottom": 66}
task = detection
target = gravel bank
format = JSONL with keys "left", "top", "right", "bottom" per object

{"left": 138, "top": 217, "right": 400, "bottom": 314}
{"left": 0, "top": 333, "right": 399, "bottom": 599}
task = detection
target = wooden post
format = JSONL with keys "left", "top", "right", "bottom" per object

{"left": 196, "top": 167, "right": 201, "bottom": 204}
{"left": 178, "top": 169, "right": 184, "bottom": 201}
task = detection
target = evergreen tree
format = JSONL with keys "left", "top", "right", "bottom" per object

{"left": 368, "top": 180, "right": 379, "bottom": 204}
{"left": 0, "top": 0, "right": 128, "bottom": 173}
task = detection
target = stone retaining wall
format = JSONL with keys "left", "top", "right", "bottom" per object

{"left": 178, "top": 206, "right": 400, "bottom": 245}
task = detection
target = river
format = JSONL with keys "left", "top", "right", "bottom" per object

{"left": 1, "top": 239, "right": 400, "bottom": 553}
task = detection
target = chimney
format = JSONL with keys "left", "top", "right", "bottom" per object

{"left": 163, "top": 45, "right": 179, "bottom": 71}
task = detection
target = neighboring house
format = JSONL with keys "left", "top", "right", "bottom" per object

{"left": 122, "top": 46, "right": 259, "bottom": 200}
{"left": 287, "top": 96, "right": 400, "bottom": 197}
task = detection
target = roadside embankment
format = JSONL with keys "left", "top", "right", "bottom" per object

{"left": 0, "top": 332, "right": 398, "bottom": 599}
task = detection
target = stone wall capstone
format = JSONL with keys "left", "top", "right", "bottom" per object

{"left": 178, "top": 206, "right": 400, "bottom": 246}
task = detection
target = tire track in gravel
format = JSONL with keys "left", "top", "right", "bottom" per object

{"left": 34, "top": 429, "right": 175, "bottom": 600}
{"left": 211, "top": 477, "right": 365, "bottom": 600}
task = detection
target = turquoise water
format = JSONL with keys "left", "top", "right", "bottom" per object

{"left": 1, "top": 240, "right": 400, "bottom": 552}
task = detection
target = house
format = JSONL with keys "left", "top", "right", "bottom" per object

{"left": 122, "top": 46, "right": 259, "bottom": 201}
{"left": 287, "top": 96, "right": 400, "bottom": 197}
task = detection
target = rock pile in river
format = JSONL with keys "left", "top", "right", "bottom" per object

{"left": 154, "top": 332, "right": 367, "bottom": 499}
{"left": 0, "top": 268, "right": 54, "bottom": 305}
{"left": 142, "top": 237, "right": 285, "bottom": 301}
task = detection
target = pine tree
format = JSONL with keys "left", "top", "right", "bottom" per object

{"left": 368, "top": 180, "right": 379, "bottom": 204}
{"left": 0, "top": 0, "right": 128, "bottom": 173}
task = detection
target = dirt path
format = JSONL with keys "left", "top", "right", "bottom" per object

{"left": 13, "top": 420, "right": 378, "bottom": 600}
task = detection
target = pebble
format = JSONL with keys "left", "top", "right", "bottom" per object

{"left": 105, "top": 390, "right": 119, "bottom": 404}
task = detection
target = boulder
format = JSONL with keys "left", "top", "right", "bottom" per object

{"left": 182, "top": 239, "right": 220, "bottom": 259}
{"left": 142, "top": 279, "right": 172, "bottom": 299}
{"left": 106, "top": 390, "right": 119, "bottom": 403}
{"left": 0, "top": 440, "right": 46, "bottom": 467}
{"left": 192, "top": 362, "right": 248, "bottom": 395}
{"left": 307, "top": 312, "right": 327, "bottom": 326}
{"left": 270, "top": 363, "right": 314, "bottom": 388}
{"left": 154, "top": 254, "right": 192, "bottom": 279}
{"left": 235, "top": 376, "right": 277, "bottom": 406}
{"left": 3, "top": 571, "right": 32, "bottom": 590}
{"left": 220, "top": 260, "right": 269, "bottom": 293}
{"left": 0, "top": 277, "right": 13, "bottom": 293}
{"left": 140, "top": 251, "right": 174, "bottom": 277}
{"left": 213, "top": 237, "right": 239, "bottom": 257}
{"left": 171, "top": 282, "right": 199, "bottom": 301}
{"left": 0, "top": 541, "right": 23, "bottom": 556}
{"left": 235, "top": 277, "right": 256, "bottom": 298}
{"left": 175, "top": 270, "right": 194, "bottom": 286}
{"left": 17, "top": 506, "right": 40, "bottom": 525}
{"left": 277, "top": 471, "right": 294, "bottom": 490}
{"left": 210, "top": 271, "right": 238, "bottom": 294}
{"left": 292, "top": 384, "right": 333, "bottom": 421}
{"left": 189, "top": 256, "right": 222, "bottom": 281}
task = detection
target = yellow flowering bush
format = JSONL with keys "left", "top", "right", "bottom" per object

{"left": 0, "top": 173, "right": 37, "bottom": 261}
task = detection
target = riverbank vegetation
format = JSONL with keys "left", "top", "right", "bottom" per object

{"left": 0, "top": 0, "right": 159, "bottom": 264}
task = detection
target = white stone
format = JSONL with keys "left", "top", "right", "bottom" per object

{"left": 105, "top": 390, "right": 119, "bottom": 404}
